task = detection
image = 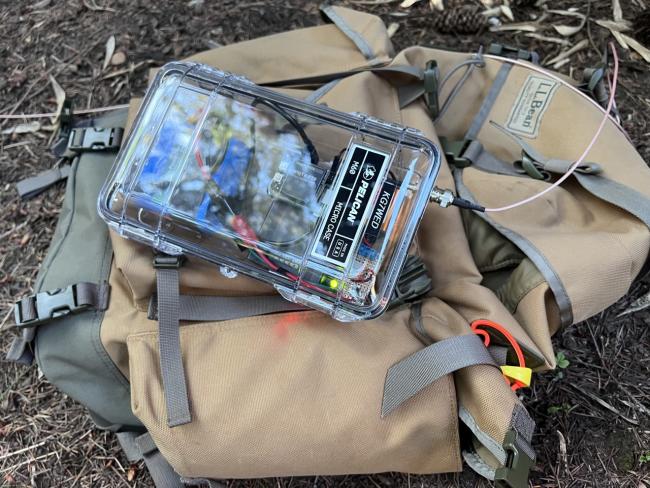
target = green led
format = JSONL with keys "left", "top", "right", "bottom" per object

{"left": 319, "top": 274, "right": 339, "bottom": 289}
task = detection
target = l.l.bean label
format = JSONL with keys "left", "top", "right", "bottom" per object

{"left": 506, "top": 75, "right": 559, "bottom": 138}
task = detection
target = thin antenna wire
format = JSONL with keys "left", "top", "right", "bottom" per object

{"left": 484, "top": 42, "right": 619, "bottom": 213}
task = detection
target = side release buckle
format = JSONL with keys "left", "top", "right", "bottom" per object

{"left": 68, "top": 126, "right": 124, "bottom": 152}
{"left": 389, "top": 255, "right": 433, "bottom": 310}
{"left": 494, "top": 430, "right": 535, "bottom": 488}
{"left": 14, "top": 284, "right": 91, "bottom": 328}
{"left": 487, "top": 43, "right": 539, "bottom": 64}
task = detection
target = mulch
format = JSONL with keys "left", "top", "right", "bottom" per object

{"left": 0, "top": 0, "right": 649, "bottom": 486}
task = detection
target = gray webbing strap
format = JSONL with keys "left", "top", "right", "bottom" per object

{"left": 465, "top": 63, "right": 512, "bottom": 141}
{"left": 156, "top": 268, "right": 192, "bottom": 427}
{"left": 575, "top": 173, "right": 650, "bottom": 229}
{"left": 320, "top": 5, "right": 375, "bottom": 60}
{"left": 304, "top": 79, "right": 342, "bottom": 104}
{"left": 117, "top": 432, "right": 184, "bottom": 488}
{"left": 381, "top": 333, "right": 497, "bottom": 417}
{"left": 487, "top": 121, "right": 650, "bottom": 229}
{"left": 15, "top": 164, "right": 72, "bottom": 200}
{"left": 5, "top": 333, "right": 34, "bottom": 364}
{"left": 461, "top": 140, "right": 521, "bottom": 176}
{"left": 148, "top": 293, "right": 306, "bottom": 322}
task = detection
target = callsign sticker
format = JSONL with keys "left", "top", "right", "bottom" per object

{"left": 506, "top": 75, "right": 559, "bottom": 138}
{"left": 311, "top": 143, "right": 389, "bottom": 267}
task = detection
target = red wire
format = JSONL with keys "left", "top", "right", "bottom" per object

{"left": 195, "top": 147, "right": 337, "bottom": 300}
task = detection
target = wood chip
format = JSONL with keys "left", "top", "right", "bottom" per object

{"left": 399, "top": 0, "right": 420, "bottom": 7}
{"left": 1, "top": 121, "right": 41, "bottom": 135}
{"left": 110, "top": 51, "right": 126, "bottom": 66}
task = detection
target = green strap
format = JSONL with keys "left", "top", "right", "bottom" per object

{"left": 381, "top": 333, "right": 497, "bottom": 417}
{"left": 16, "top": 164, "right": 72, "bottom": 199}
{"left": 156, "top": 267, "right": 192, "bottom": 427}
{"left": 116, "top": 432, "right": 185, "bottom": 488}
{"left": 148, "top": 293, "right": 306, "bottom": 322}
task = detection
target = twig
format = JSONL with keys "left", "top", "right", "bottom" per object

{"left": 0, "top": 104, "right": 130, "bottom": 120}
{"left": 0, "top": 451, "right": 57, "bottom": 474}
{"left": 569, "top": 383, "right": 640, "bottom": 425}
{"left": 0, "top": 440, "right": 48, "bottom": 461}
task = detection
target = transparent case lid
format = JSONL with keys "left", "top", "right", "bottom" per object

{"left": 99, "top": 62, "right": 441, "bottom": 321}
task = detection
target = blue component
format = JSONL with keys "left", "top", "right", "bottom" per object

{"left": 358, "top": 243, "right": 378, "bottom": 261}
{"left": 211, "top": 138, "right": 250, "bottom": 197}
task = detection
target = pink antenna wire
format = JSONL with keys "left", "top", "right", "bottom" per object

{"left": 483, "top": 42, "right": 619, "bottom": 213}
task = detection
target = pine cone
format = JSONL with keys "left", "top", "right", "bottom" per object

{"left": 431, "top": 6, "right": 487, "bottom": 34}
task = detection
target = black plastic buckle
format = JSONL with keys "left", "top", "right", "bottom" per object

{"left": 487, "top": 43, "right": 539, "bottom": 64}
{"left": 494, "top": 430, "right": 535, "bottom": 488}
{"left": 68, "top": 126, "right": 124, "bottom": 152}
{"left": 440, "top": 137, "right": 473, "bottom": 168}
{"left": 153, "top": 254, "right": 186, "bottom": 269}
{"left": 13, "top": 285, "right": 90, "bottom": 328}
{"left": 389, "top": 255, "right": 433, "bottom": 310}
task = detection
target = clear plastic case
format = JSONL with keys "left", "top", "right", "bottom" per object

{"left": 98, "top": 62, "right": 441, "bottom": 321}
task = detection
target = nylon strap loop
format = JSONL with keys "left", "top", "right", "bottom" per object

{"left": 156, "top": 266, "right": 192, "bottom": 427}
{"left": 381, "top": 333, "right": 497, "bottom": 417}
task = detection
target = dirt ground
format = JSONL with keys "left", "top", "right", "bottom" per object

{"left": 1, "top": 0, "right": 649, "bottom": 487}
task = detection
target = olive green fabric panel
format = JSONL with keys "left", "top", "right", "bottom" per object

{"left": 34, "top": 109, "right": 141, "bottom": 429}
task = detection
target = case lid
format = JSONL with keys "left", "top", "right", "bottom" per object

{"left": 99, "top": 62, "right": 441, "bottom": 321}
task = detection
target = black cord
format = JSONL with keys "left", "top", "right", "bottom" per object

{"left": 251, "top": 97, "right": 319, "bottom": 165}
{"left": 451, "top": 197, "right": 485, "bottom": 212}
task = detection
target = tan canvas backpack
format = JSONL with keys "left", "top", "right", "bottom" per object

{"left": 7, "top": 6, "right": 650, "bottom": 488}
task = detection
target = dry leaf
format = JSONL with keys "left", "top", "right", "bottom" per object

{"left": 1, "top": 121, "right": 41, "bottom": 135}
{"left": 429, "top": 0, "right": 444, "bottom": 11}
{"left": 501, "top": 4, "right": 514, "bottom": 21}
{"left": 48, "top": 75, "right": 66, "bottom": 125}
{"left": 103, "top": 35, "right": 116, "bottom": 71}
{"left": 387, "top": 22, "right": 400, "bottom": 38}
{"left": 480, "top": 0, "right": 494, "bottom": 7}
{"left": 595, "top": 19, "right": 631, "bottom": 32}
{"left": 491, "top": 21, "right": 539, "bottom": 32}
{"left": 549, "top": 10, "right": 587, "bottom": 36}
{"left": 545, "top": 38, "right": 589, "bottom": 66}
{"left": 612, "top": 0, "right": 623, "bottom": 22}
{"left": 611, "top": 29, "right": 630, "bottom": 49}
{"left": 400, "top": 0, "right": 420, "bottom": 7}
{"left": 620, "top": 33, "right": 650, "bottom": 63}
{"left": 20, "top": 234, "right": 31, "bottom": 247}
{"left": 525, "top": 33, "right": 571, "bottom": 46}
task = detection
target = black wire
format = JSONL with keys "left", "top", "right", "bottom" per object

{"left": 251, "top": 97, "right": 319, "bottom": 165}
